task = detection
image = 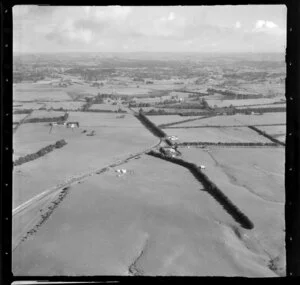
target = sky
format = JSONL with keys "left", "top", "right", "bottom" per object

{"left": 13, "top": 5, "right": 287, "bottom": 53}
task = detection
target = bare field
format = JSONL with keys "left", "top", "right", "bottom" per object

{"left": 172, "top": 113, "right": 286, "bottom": 128}
{"left": 13, "top": 121, "right": 158, "bottom": 208}
{"left": 13, "top": 155, "right": 276, "bottom": 276}
{"left": 166, "top": 127, "right": 272, "bottom": 143}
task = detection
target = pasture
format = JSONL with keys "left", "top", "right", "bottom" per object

{"left": 13, "top": 155, "right": 277, "bottom": 277}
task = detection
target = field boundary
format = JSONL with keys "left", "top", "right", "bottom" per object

{"left": 147, "top": 150, "right": 254, "bottom": 230}
{"left": 135, "top": 111, "right": 167, "bottom": 138}
{"left": 178, "top": 142, "right": 280, "bottom": 147}
{"left": 14, "top": 139, "right": 68, "bottom": 167}
{"left": 248, "top": 126, "right": 285, "bottom": 146}
{"left": 164, "top": 123, "right": 286, "bottom": 129}
{"left": 13, "top": 112, "right": 32, "bottom": 133}
{"left": 24, "top": 113, "right": 68, "bottom": 124}
{"left": 159, "top": 115, "right": 216, "bottom": 128}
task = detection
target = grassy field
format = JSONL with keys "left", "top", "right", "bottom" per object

{"left": 89, "top": 104, "right": 119, "bottom": 111}
{"left": 41, "top": 101, "right": 85, "bottom": 110}
{"left": 206, "top": 98, "right": 284, "bottom": 108}
{"left": 13, "top": 114, "right": 28, "bottom": 123}
{"left": 13, "top": 102, "right": 46, "bottom": 110}
{"left": 237, "top": 103, "right": 286, "bottom": 109}
{"left": 147, "top": 115, "right": 203, "bottom": 125}
{"left": 179, "top": 146, "right": 285, "bottom": 275}
{"left": 255, "top": 125, "right": 286, "bottom": 143}
{"left": 171, "top": 113, "right": 286, "bottom": 128}
{"left": 66, "top": 112, "right": 143, "bottom": 127}
{"left": 28, "top": 110, "right": 65, "bottom": 119}
{"left": 14, "top": 83, "right": 70, "bottom": 101}
{"left": 166, "top": 127, "right": 272, "bottom": 143}
{"left": 97, "top": 86, "right": 151, "bottom": 96}
{"left": 12, "top": 155, "right": 276, "bottom": 276}
{"left": 13, "top": 119, "right": 158, "bottom": 208}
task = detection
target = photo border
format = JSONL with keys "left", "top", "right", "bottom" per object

{"left": 1, "top": 0, "right": 299, "bottom": 284}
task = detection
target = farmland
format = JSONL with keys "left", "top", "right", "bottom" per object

{"left": 166, "top": 127, "right": 273, "bottom": 143}
{"left": 167, "top": 113, "right": 286, "bottom": 128}
{"left": 12, "top": 52, "right": 286, "bottom": 276}
{"left": 13, "top": 155, "right": 278, "bottom": 276}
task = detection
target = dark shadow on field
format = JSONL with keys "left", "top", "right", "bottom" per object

{"left": 147, "top": 151, "right": 254, "bottom": 230}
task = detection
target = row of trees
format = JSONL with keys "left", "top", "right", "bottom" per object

{"left": 24, "top": 113, "right": 68, "bottom": 123}
{"left": 14, "top": 139, "right": 67, "bottom": 166}
{"left": 248, "top": 126, "right": 285, "bottom": 146}
{"left": 13, "top": 109, "right": 33, "bottom": 114}
{"left": 135, "top": 111, "right": 167, "bottom": 138}
{"left": 147, "top": 150, "right": 254, "bottom": 230}
{"left": 207, "top": 88, "right": 262, "bottom": 99}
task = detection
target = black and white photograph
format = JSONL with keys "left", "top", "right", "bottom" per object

{"left": 12, "top": 5, "right": 286, "bottom": 277}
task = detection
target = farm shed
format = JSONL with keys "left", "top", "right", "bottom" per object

{"left": 66, "top": 122, "right": 80, "bottom": 128}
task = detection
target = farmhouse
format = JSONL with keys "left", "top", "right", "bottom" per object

{"left": 66, "top": 122, "right": 80, "bottom": 128}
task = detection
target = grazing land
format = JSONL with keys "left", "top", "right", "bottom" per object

{"left": 168, "top": 113, "right": 286, "bottom": 128}
{"left": 13, "top": 155, "right": 278, "bottom": 277}
{"left": 13, "top": 52, "right": 285, "bottom": 277}
{"left": 166, "top": 127, "right": 273, "bottom": 143}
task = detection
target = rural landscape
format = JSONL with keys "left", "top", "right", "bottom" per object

{"left": 12, "top": 51, "right": 286, "bottom": 277}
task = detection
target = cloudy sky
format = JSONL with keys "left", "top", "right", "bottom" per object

{"left": 13, "top": 5, "right": 287, "bottom": 53}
